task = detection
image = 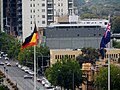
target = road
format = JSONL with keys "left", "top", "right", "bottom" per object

{"left": 0, "top": 57, "right": 45, "bottom": 90}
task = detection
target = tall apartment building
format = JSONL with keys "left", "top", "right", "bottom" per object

{"left": 1, "top": 0, "right": 74, "bottom": 41}
{"left": 0, "top": 0, "right": 18, "bottom": 36}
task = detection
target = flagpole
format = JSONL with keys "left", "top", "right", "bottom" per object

{"left": 34, "top": 45, "right": 36, "bottom": 90}
{"left": 108, "top": 15, "right": 110, "bottom": 90}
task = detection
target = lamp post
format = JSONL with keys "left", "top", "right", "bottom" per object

{"left": 72, "top": 72, "right": 74, "bottom": 90}
{"left": 37, "top": 53, "right": 43, "bottom": 76}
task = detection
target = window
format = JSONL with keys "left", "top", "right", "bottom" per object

{"left": 104, "top": 22, "right": 107, "bottom": 25}
{"left": 42, "top": 15, "right": 45, "bottom": 18}
{"left": 33, "top": 4, "right": 35, "bottom": 7}
{"left": 31, "top": 21, "right": 32, "bottom": 24}
{"left": 61, "top": 9, "right": 63, "bottom": 12}
{"left": 42, "top": 9, "right": 45, "bottom": 12}
{"left": 31, "top": 27, "right": 32, "bottom": 30}
{"left": 30, "top": 10, "right": 32, "bottom": 13}
{"left": 42, "top": 3, "right": 45, "bottom": 7}
{"left": 42, "top": 21, "right": 45, "bottom": 24}
{"left": 58, "top": 3, "right": 60, "bottom": 6}
{"left": 33, "top": 9, "right": 35, "bottom": 13}
{"left": 30, "top": 4, "right": 32, "bottom": 7}
{"left": 94, "top": 34, "right": 96, "bottom": 36}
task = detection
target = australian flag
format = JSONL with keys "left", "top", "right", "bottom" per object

{"left": 100, "top": 23, "right": 111, "bottom": 59}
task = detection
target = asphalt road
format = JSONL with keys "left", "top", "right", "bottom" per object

{"left": 0, "top": 57, "right": 45, "bottom": 90}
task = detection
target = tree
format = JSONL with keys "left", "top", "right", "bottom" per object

{"left": 0, "top": 32, "right": 21, "bottom": 59}
{"left": 112, "top": 16, "right": 120, "bottom": 33}
{"left": 18, "top": 46, "right": 50, "bottom": 67}
{"left": 45, "top": 56, "right": 83, "bottom": 90}
{"left": 0, "top": 85, "right": 9, "bottom": 90}
{"left": 80, "top": 13, "right": 99, "bottom": 19}
{"left": 76, "top": 47, "right": 99, "bottom": 66}
{"left": 94, "top": 65, "right": 120, "bottom": 90}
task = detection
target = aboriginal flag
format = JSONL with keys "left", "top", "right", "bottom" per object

{"left": 21, "top": 24, "right": 38, "bottom": 49}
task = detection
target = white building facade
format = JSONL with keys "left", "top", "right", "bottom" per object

{"left": 22, "top": 0, "right": 74, "bottom": 41}
{"left": 22, "top": 0, "right": 47, "bottom": 41}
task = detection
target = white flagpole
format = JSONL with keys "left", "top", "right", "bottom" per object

{"left": 34, "top": 45, "right": 36, "bottom": 90}
{"left": 108, "top": 15, "right": 110, "bottom": 90}
{"left": 108, "top": 44, "right": 110, "bottom": 90}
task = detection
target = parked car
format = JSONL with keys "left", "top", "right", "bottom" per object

{"left": 5, "top": 57, "right": 9, "bottom": 60}
{"left": 7, "top": 62, "right": 11, "bottom": 66}
{"left": 18, "top": 64, "right": 22, "bottom": 68}
{"left": 24, "top": 75, "right": 33, "bottom": 79}
{"left": 0, "top": 62, "right": 4, "bottom": 65}
{"left": 28, "top": 70, "right": 34, "bottom": 75}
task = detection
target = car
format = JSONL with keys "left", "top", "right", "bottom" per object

{"left": 46, "top": 86, "right": 55, "bottom": 90}
{"left": 5, "top": 61, "right": 8, "bottom": 64}
{"left": 24, "top": 75, "right": 33, "bottom": 79}
{"left": 3, "top": 54, "right": 7, "bottom": 57}
{"left": 7, "top": 62, "right": 11, "bottom": 66}
{"left": 21, "top": 66, "right": 28, "bottom": 71}
{"left": 24, "top": 68, "right": 30, "bottom": 73}
{"left": 44, "top": 82, "right": 51, "bottom": 88}
{"left": 16, "top": 62, "right": 19, "bottom": 66}
{"left": 5, "top": 57, "right": 9, "bottom": 60}
{"left": 0, "top": 62, "right": 4, "bottom": 65}
{"left": 28, "top": 70, "right": 34, "bottom": 75}
{"left": 18, "top": 64, "right": 22, "bottom": 68}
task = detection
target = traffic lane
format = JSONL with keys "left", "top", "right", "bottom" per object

{"left": 0, "top": 65, "right": 45, "bottom": 90}
{"left": 5, "top": 66, "right": 44, "bottom": 90}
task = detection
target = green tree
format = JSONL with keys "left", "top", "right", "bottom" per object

{"left": 45, "top": 56, "right": 83, "bottom": 90}
{"left": 80, "top": 13, "right": 99, "bottom": 19}
{"left": 112, "top": 16, "right": 120, "bottom": 33}
{"left": 0, "top": 32, "right": 21, "bottom": 59}
{"left": 76, "top": 47, "right": 99, "bottom": 66}
{"left": 18, "top": 46, "right": 49, "bottom": 67}
{"left": 94, "top": 65, "right": 120, "bottom": 90}
{"left": 0, "top": 85, "right": 9, "bottom": 90}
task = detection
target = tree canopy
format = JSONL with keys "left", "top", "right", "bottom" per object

{"left": 76, "top": 47, "right": 99, "bottom": 66}
{"left": 94, "top": 65, "right": 120, "bottom": 90}
{"left": 45, "top": 56, "right": 83, "bottom": 90}
{"left": 0, "top": 32, "right": 21, "bottom": 59}
{"left": 112, "top": 16, "right": 120, "bottom": 33}
{"left": 18, "top": 46, "right": 49, "bottom": 67}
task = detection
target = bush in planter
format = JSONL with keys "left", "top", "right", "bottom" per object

{"left": 0, "top": 85, "right": 10, "bottom": 90}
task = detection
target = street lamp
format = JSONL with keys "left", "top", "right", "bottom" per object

{"left": 37, "top": 53, "right": 43, "bottom": 76}
{"left": 72, "top": 72, "right": 74, "bottom": 90}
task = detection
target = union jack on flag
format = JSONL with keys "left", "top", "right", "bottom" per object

{"left": 100, "top": 23, "right": 111, "bottom": 59}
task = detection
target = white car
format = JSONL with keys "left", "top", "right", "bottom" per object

{"left": 0, "top": 62, "right": 4, "bottom": 65}
{"left": 7, "top": 62, "right": 11, "bottom": 66}
{"left": 24, "top": 75, "right": 33, "bottom": 79}
{"left": 5, "top": 57, "right": 9, "bottom": 60}
{"left": 21, "top": 66, "right": 28, "bottom": 71}
{"left": 28, "top": 70, "right": 34, "bottom": 75}
{"left": 18, "top": 64, "right": 22, "bottom": 68}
